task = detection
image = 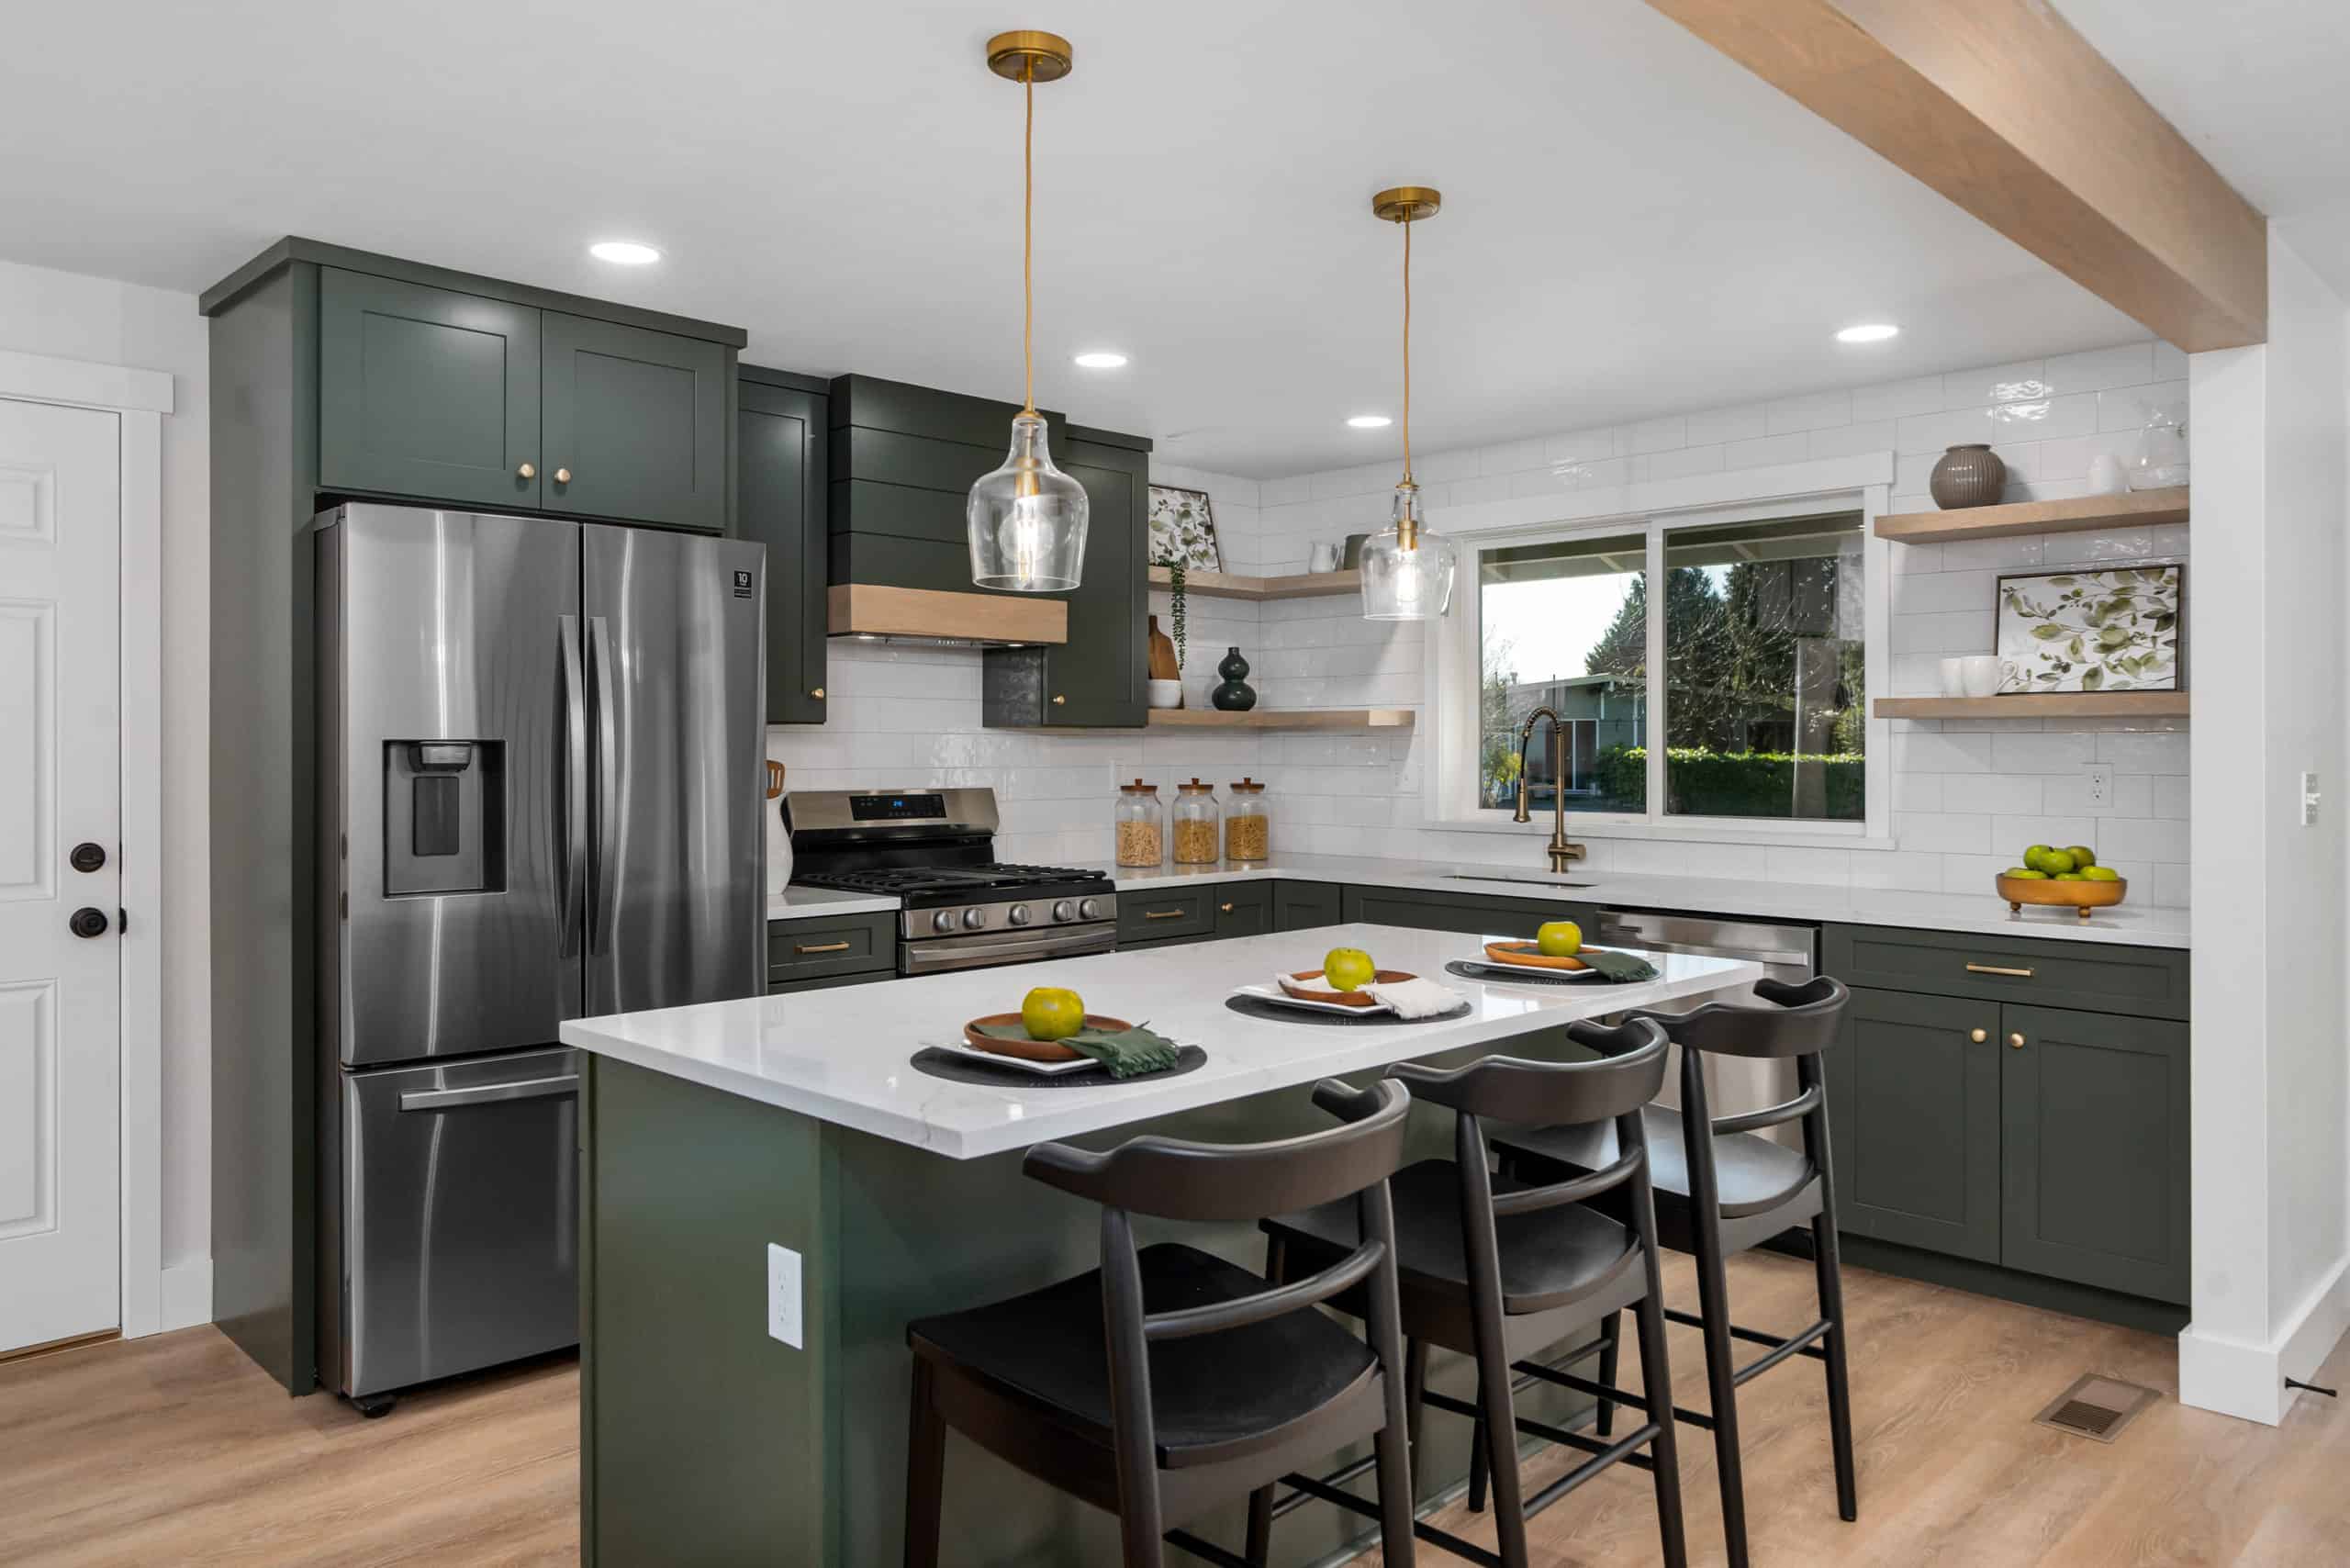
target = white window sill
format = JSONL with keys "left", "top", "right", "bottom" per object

{"left": 1425, "top": 815, "right": 1897, "bottom": 853}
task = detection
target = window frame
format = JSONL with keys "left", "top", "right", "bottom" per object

{"left": 1423, "top": 457, "right": 1893, "bottom": 849}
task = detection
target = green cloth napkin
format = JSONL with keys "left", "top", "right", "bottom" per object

{"left": 973, "top": 1021, "right": 1184, "bottom": 1079}
{"left": 1569, "top": 947, "right": 1660, "bottom": 984}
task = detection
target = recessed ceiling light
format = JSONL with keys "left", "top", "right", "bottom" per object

{"left": 588, "top": 241, "right": 662, "bottom": 265}
{"left": 1347, "top": 414, "right": 1393, "bottom": 429}
{"left": 1072, "top": 351, "right": 1128, "bottom": 369}
{"left": 1836, "top": 322, "right": 1900, "bottom": 344}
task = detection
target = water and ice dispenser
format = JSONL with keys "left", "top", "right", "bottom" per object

{"left": 383, "top": 740, "right": 505, "bottom": 896}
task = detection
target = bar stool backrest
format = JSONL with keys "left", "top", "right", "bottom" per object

{"left": 1635, "top": 975, "right": 1848, "bottom": 1061}
{"left": 1383, "top": 1016, "right": 1670, "bottom": 1128}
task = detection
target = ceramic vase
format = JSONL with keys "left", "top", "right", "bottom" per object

{"left": 1147, "top": 614, "right": 1182, "bottom": 708}
{"left": 1930, "top": 443, "right": 2008, "bottom": 509}
{"left": 1210, "top": 647, "right": 1257, "bottom": 711}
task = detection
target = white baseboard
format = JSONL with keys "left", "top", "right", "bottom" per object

{"left": 2180, "top": 1254, "right": 2350, "bottom": 1426}
{"left": 156, "top": 1260, "right": 213, "bottom": 1335}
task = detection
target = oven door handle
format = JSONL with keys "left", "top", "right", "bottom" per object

{"left": 901, "top": 926, "right": 1118, "bottom": 975}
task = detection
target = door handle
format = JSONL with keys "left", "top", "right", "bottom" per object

{"left": 398, "top": 1073, "right": 580, "bottom": 1113}
{"left": 794, "top": 940, "right": 852, "bottom": 955}
{"left": 1965, "top": 963, "right": 2034, "bottom": 978}
{"left": 588, "top": 616, "right": 621, "bottom": 953}
{"left": 69, "top": 906, "right": 110, "bottom": 938}
{"left": 557, "top": 615, "right": 588, "bottom": 958}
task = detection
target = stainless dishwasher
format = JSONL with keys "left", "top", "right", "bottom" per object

{"left": 1595, "top": 911, "right": 1818, "bottom": 1147}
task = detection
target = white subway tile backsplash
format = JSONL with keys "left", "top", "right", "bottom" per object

{"left": 1765, "top": 388, "right": 1853, "bottom": 433}
{"left": 1943, "top": 359, "right": 2049, "bottom": 409}
{"left": 2043, "top": 342, "right": 2155, "bottom": 393}
{"left": 1991, "top": 731, "right": 2096, "bottom": 772}
{"left": 1807, "top": 419, "right": 1898, "bottom": 461}
{"left": 1623, "top": 415, "right": 1689, "bottom": 454}
{"left": 1895, "top": 812, "right": 1992, "bottom": 853}
{"left": 1721, "top": 431, "right": 1810, "bottom": 468}
{"left": 1684, "top": 404, "right": 1769, "bottom": 446}
{"left": 1647, "top": 443, "right": 1726, "bottom": 482}
{"left": 1897, "top": 730, "right": 1996, "bottom": 773}
{"left": 1851, "top": 375, "right": 1947, "bottom": 423}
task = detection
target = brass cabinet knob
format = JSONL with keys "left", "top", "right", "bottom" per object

{"left": 554, "top": 467, "right": 572, "bottom": 484}
{"left": 1219, "top": 902, "right": 1235, "bottom": 913}
{"left": 810, "top": 687, "right": 825, "bottom": 700}
{"left": 517, "top": 462, "right": 536, "bottom": 479}
{"left": 1970, "top": 1027, "right": 1987, "bottom": 1044}
{"left": 1051, "top": 694, "right": 1066, "bottom": 705}
{"left": 2009, "top": 1032, "right": 2026, "bottom": 1049}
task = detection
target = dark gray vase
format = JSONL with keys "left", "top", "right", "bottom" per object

{"left": 1210, "top": 647, "right": 1257, "bottom": 711}
{"left": 1930, "top": 443, "right": 2008, "bottom": 509}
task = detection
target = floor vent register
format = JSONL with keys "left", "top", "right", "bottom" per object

{"left": 2031, "top": 1373, "right": 2161, "bottom": 1443}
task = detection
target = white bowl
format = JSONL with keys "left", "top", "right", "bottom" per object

{"left": 1147, "top": 679, "right": 1182, "bottom": 709}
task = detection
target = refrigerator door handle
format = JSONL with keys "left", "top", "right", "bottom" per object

{"left": 588, "top": 615, "right": 621, "bottom": 954}
{"left": 397, "top": 1073, "right": 581, "bottom": 1113}
{"left": 557, "top": 615, "right": 588, "bottom": 958}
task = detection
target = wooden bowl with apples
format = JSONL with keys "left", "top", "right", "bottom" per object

{"left": 1997, "top": 843, "right": 2125, "bottom": 920}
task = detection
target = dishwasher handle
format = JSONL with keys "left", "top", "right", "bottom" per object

{"left": 1595, "top": 924, "right": 1813, "bottom": 971}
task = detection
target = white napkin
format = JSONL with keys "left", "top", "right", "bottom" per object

{"left": 1278, "top": 973, "right": 1463, "bottom": 1019}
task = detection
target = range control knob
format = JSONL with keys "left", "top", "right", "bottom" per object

{"left": 962, "top": 907, "right": 987, "bottom": 930}
{"left": 1008, "top": 904, "right": 1032, "bottom": 926}
{"left": 931, "top": 910, "right": 957, "bottom": 934}
{"left": 1051, "top": 900, "right": 1076, "bottom": 924}
{"left": 1077, "top": 897, "right": 1102, "bottom": 922}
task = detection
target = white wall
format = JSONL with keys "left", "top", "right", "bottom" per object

{"left": 0, "top": 259, "right": 209, "bottom": 1302}
{"left": 2179, "top": 231, "right": 2350, "bottom": 1424}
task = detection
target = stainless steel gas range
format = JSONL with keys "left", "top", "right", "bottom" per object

{"left": 785, "top": 788, "right": 1118, "bottom": 975}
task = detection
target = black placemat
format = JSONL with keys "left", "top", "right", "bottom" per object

{"left": 1444, "top": 958, "right": 1612, "bottom": 987}
{"left": 1222, "top": 994, "right": 1474, "bottom": 1026}
{"left": 909, "top": 1044, "right": 1208, "bottom": 1089}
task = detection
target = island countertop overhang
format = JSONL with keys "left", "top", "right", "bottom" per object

{"left": 560, "top": 923, "right": 1760, "bottom": 1159}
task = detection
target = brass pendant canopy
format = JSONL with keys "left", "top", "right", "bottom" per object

{"left": 1371, "top": 185, "right": 1442, "bottom": 224}
{"left": 1359, "top": 185, "right": 1458, "bottom": 621}
{"left": 986, "top": 29, "right": 1074, "bottom": 82}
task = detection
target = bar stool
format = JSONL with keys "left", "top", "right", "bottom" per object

{"left": 1491, "top": 975, "right": 1855, "bottom": 1568}
{"left": 1255, "top": 1017, "right": 1686, "bottom": 1568}
{"left": 902, "top": 1079, "right": 1418, "bottom": 1568}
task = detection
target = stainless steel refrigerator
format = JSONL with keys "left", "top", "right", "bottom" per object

{"left": 312, "top": 501, "right": 766, "bottom": 1406}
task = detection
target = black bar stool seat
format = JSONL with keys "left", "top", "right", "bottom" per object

{"left": 909, "top": 1241, "right": 1377, "bottom": 1469}
{"left": 1263, "top": 1157, "right": 1643, "bottom": 1324}
{"left": 1502, "top": 1103, "right": 1818, "bottom": 1223}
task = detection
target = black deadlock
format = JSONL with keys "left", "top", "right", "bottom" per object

{"left": 69, "top": 906, "right": 110, "bottom": 939}
{"left": 70, "top": 842, "right": 106, "bottom": 873}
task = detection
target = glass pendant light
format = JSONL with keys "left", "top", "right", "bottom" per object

{"left": 968, "top": 30, "right": 1089, "bottom": 592}
{"left": 1359, "top": 186, "right": 1458, "bottom": 621}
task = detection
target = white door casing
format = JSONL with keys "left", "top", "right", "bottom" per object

{"left": 0, "top": 396, "right": 122, "bottom": 1353}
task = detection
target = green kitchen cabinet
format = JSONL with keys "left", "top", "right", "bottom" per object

{"left": 2000, "top": 1003, "right": 2189, "bottom": 1303}
{"left": 1273, "top": 880, "right": 1344, "bottom": 933}
{"left": 543, "top": 311, "right": 729, "bottom": 532}
{"left": 980, "top": 431, "right": 1150, "bottom": 728}
{"left": 1830, "top": 987, "right": 2003, "bottom": 1263}
{"left": 319, "top": 268, "right": 543, "bottom": 510}
{"left": 738, "top": 369, "right": 831, "bottom": 723}
{"left": 1118, "top": 884, "right": 1219, "bottom": 945}
{"left": 766, "top": 913, "right": 897, "bottom": 991}
{"left": 1340, "top": 884, "right": 1602, "bottom": 943}
{"left": 1214, "top": 880, "right": 1274, "bottom": 938}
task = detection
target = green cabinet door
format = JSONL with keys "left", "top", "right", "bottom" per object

{"left": 739, "top": 375, "right": 829, "bottom": 724}
{"left": 543, "top": 311, "right": 729, "bottom": 532}
{"left": 1340, "top": 884, "right": 1600, "bottom": 942}
{"left": 1215, "top": 881, "right": 1274, "bottom": 938}
{"left": 1999, "top": 1003, "right": 2189, "bottom": 1302}
{"left": 1273, "top": 880, "right": 1343, "bottom": 933}
{"left": 1831, "top": 987, "right": 2002, "bottom": 1262}
{"left": 982, "top": 436, "right": 1147, "bottom": 726}
{"left": 319, "top": 268, "right": 542, "bottom": 508}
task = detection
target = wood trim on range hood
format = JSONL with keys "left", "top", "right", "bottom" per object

{"left": 825, "top": 584, "right": 1069, "bottom": 646}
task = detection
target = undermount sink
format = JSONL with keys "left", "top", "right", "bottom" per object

{"left": 1442, "top": 872, "right": 1595, "bottom": 889}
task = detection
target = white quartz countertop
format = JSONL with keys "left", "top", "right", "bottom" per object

{"left": 766, "top": 885, "right": 901, "bottom": 922}
{"left": 562, "top": 923, "right": 1758, "bottom": 1159}
{"left": 1102, "top": 853, "right": 2190, "bottom": 949}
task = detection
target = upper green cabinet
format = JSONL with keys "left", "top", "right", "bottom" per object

{"left": 982, "top": 434, "right": 1148, "bottom": 727}
{"left": 543, "top": 312, "right": 727, "bottom": 532}
{"left": 319, "top": 270, "right": 543, "bottom": 510}
{"left": 304, "top": 253, "right": 741, "bottom": 532}
{"left": 737, "top": 370, "right": 830, "bottom": 724}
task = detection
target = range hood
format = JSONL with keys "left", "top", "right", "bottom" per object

{"left": 826, "top": 584, "right": 1068, "bottom": 649}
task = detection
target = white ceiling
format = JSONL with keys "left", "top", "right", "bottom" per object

{"left": 2056, "top": 0, "right": 2350, "bottom": 300}
{"left": 0, "top": 0, "right": 2149, "bottom": 477}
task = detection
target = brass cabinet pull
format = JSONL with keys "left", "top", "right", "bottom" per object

{"left": 810, "top": 687, "right": 825, "bottom": 700}
{"left": 2009, "top": 1032, "right": 2026, "bottom": 1049}
{"left": 517, "top": 462, "right": 536, "bottom": 479}
{"left": 1965, "top": 962, "right": 2034, "bottom": 978}
{"left": 1219, "top": 902, "right": 1235, "bottom": 913}
{"left": 554, "top": 466, "right": 573, "bottom": 484}
{"left": 1144, "top": 909, "right": 1185, "bottom": 920}
{"left": 1051, "top": 694, "right": 1067, "bottom": 706}
{"left": 1969, "top": 1027, "right": 1987, "bottom": 1044}
{"left": 795, "top": 940, "right": 852, "bottom": 955}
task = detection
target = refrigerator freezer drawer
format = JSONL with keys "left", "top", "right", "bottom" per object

{"left": 339, "top": 1048, "right": 580, "bottom": 1397}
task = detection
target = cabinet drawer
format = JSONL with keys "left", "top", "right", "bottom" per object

{"left": 1342, "top": 884, "right": 1599, "bottom": 941}
{"left": 1214, "top": 881, "right": 1273, "bottom": 938}
{"left": 768, "top": 969, "right": 895, "bottom": 997}
{"left": 1119, "top": 887, "right": 1215, "bottom": 943}
{"left": 1822, "top": 924, "right": 2188, "bottom": 1020}
{"left": 1273, "top": 880, "right": 1343, "bottom": 933}
{"left": 766, "top": 913, "right": 896, "bottom": 985}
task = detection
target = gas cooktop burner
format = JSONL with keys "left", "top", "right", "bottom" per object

{"left": 794, "top": 862, "right": 1111, "bottom": 907}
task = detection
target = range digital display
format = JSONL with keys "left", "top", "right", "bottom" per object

{"left": 849, "top": 793, "right": 946, "bottom": 823}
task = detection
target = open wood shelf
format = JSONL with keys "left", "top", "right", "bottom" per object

{"left": 1147, "top": 565, "right": 1360, "bottom": 600}
{"left": 1144, "top": 707, "right": 1415, "bottom": 732}
{"left": 1874, "top": 487, "right": 2188, "bottom": 544}
{"left": 1874, "top": 692, "right": 2188, "bottom": 721}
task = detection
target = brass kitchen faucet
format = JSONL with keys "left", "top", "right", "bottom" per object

{"left": 1512, "top": 706, "right": 1589, "bottom": 873}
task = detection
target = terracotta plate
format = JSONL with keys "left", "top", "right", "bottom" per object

{"left": 963, "top": 1013, "right": 1135, "bottom": 1063}
{"left": 1481, "top": 941, "right": 1595, "bottom": 971}
{"left": 1277, "top": 969, "right": 1416, "bottom": 1008}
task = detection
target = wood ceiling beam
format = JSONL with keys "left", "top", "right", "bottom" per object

{"left": 1644, "top": 0, "right": 2268, "bottom": 350}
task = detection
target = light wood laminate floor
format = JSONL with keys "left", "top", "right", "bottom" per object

{"left": 1, "top": 1252, "right": 2342, "bottom": 1566}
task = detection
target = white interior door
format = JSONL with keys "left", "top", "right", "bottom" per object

{"left": 0, "top": 397, "right": 121, "bottom": 1354}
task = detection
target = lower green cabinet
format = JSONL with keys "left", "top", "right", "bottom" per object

{"left": 766, "top": 913, "right": 896, "bottom": 991}
{"left": 1214, "top": 881, "right": 1272, "bottom": 938}
{"left": 1341, "top": 884, "right": 1600, "bottom": 942}
{"left": 1272, "top": 880, "right": 1342, "bottom": 933}
{"left": 1832, "top": 984, "right": 2190, "bottom": 1305}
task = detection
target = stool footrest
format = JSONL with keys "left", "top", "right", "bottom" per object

{"left": 1732, "top": 1317, "right": 1833, "bottom": 1388}
{"left": 1515, "top": 1361, "right": 1651, "bottom": 1417}
{"left": 1276, "top": 1470, "right": 1507, "bottom": 1568}
{"left": 1524, "top": 1422, "right": 1665, "bottom": 1518}
{"left": 1663, "top": 1305, "right": 1832, "bottom": 1364}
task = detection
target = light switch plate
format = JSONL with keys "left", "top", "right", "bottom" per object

{"left": 767, "top": 1243, "right": 803, "bottom": 1348}
{"left": 2302, "top": 772, "right": 2322, "bottom": 827}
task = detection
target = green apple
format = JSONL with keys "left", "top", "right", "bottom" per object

{"left": 1323, "top": 947, "right": 1376, "bottom": 991}
{"left": 1535, "top": 920, "right": 1583, "bottom": 958}
{"left": 2081, "top": 865, "right": 2121, "bottom": 882}
{"left": 2004, "top": 867, "right": 2049, "bottom": 879}
{"left": 2022, "top": 844, "right": 2056, "bottom": 872}
{"left": 2065, "top": 845, "right": 2098, "bottom": 868}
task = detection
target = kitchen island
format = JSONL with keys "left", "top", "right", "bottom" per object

{"left": 562, "top": 924, "right": 1758, "bottom": 1567}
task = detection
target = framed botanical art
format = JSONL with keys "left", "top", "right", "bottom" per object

{"left": 1146, "top": 485, "right": 1223, "bottom": 572}
{"left": 1996, "top": 564, "right": 2183, "bottom": 694}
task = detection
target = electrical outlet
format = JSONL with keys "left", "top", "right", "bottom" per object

{"left": 767, "top": 1243, "right": 802, "bottom": 1348}
{"left": 2303, "top": 772, "right": 2322, "bottom": 827}
{"left": 2083, "top": 764, "right": 2114, "bottom": 809}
